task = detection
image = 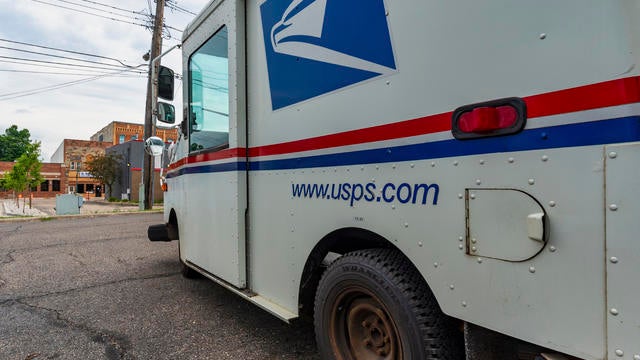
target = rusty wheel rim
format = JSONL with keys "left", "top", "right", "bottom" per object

{"left": 329, "top": 287, "right": 402, "bottom": 360}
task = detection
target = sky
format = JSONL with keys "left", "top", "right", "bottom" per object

{"left": 0, "top": 0, "right": 208, "bottom": 161}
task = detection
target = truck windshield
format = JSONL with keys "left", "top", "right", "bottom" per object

{"left": 188, "top": 25, "right": 229, "bottom": 152}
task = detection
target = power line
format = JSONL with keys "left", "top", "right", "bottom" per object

{"left": 0, "top": 45, "right": 136, "bottom": 69}
{"left": 51, "top": 0, "right": 148, "bottom": 22}
{"left": 0, "top": 55, "right": 144, "bottom": 72}
{"left": 0, "top": 59, "right": 145, "bottom": 75}
{"left": 0, "top": 38, "right": 140, "bottom": 68}
{"left": 166, "top": 0, "right": 197, "bottom": 16}
{"left": 73, "top": 0, "right": 143, "bottom": 15}
{"left": 31, "top": 0, "right": 151, "bottom": 28}
{"left": 31, "top": 0, "right": 182, "bottom": 39}
{"left": 0, "top": 69, "right": 146, "bottom": 77}
{"left": 0, "top": 68, "right": 144, "bottom": 101}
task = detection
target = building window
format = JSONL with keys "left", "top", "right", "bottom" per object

{"left": 40, "top": 181, "right": 49, "bottom": 192}
{"left": 167, "top": 138, "right": 174, "bottom": 143}
{"left": 131, "top": 134, "right": 138, "bottom": 140}
{"left": 31, "top": 184, "right": 38, "bottom": 192}
{"left": 119, "top": 134, "right": 125, "bottom": 143}
{"left": 98, "top": 134, "right": 104, "bottom": 142}
{"left": 70, "top": 162, "right": 75, "bottom": 170}
{"left": 52, "top": 180, "right": 60, "bottom": 191}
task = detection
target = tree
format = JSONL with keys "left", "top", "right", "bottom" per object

{"left": 2, "top": 142, "right": 44, "bottom": 209}
{"left": 86, "top": 154, "right": 122, "bottom": 198}
{"left": 0, "top": 125, "right": 32, "bottom": 161}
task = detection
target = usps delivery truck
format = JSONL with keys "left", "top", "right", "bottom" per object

{"left": 147, "top": 0, "right": 640, "bottom": 358}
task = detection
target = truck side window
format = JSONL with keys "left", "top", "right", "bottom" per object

{"left": 188, "top": 26, "right": 229, "bottom": 152}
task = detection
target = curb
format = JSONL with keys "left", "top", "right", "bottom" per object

{"left": 0, "top": 209, "right": 164, "bottom": 223}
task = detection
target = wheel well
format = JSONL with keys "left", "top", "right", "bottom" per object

{"left": 298, "top": 227, "right": 406, "bottom": 320}
{"left": 167, "top": 209, "right": 179, "bottom": 240}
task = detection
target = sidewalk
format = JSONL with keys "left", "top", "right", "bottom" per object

{"left": 0, "top": 196, "right": 162, "bottom": 218}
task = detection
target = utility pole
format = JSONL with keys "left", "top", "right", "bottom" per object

{"left": 142, "top": 0, "right": 165, "bottom": 210}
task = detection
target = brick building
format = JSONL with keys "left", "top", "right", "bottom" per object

{"left": 50, "top": 139, "right": 111, "bottom": 196}
{"left": 90, "top": 121, "right": 178, "bottom": 145}
{"left": 0, "top": 162, "right": 66, "bottom": 198}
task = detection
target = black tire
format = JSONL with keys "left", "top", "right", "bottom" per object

{"left": 314, "top": 248, "right": 463, "bottom": 360}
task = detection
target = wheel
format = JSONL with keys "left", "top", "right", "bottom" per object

{"left": 314, "top": 248, "right": 463, "bottom": 360}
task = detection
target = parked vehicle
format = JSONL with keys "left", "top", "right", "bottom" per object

{"left": 149, "top": 1, "right": 640, "bottom": 358}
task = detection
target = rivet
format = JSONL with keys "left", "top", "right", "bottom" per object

{"left": 508, "top": 157, "right": 515, "bottom": 163}
{"left": 458, "top": 244, "right": 464, "bottom": 250}
{"left": 477, "top": 258, "right": 483, "bottom": 264}
{"left": 385, "top": 81, "right": 390, "bottom": 85}
{"left": 410, "top": 163, "right": 415, "bottom": 168}
{"left": 470, "top": 193, "right": 476, "bottom": 200}
{"left": 449, "top": 284, "right": 455, "bottom": 290}
{"left": 434, "top": 262, "right": 438, "bottom": 268}
{"left": 404, "top": 222, "right": 409, "bottom": 228}
{"left": 540, "top": 132, "right": 548, "bottom": 140}
{"left": 541, "top": 155, "right": 549, "bottom": 162}
{"left": 471, "top": 238, "right": 477, "bottom": 244}
{"left": 385, "top": 10, "right": 389, "bottom": 16}
{"left": 430, "top": 162, "right": 436, "bottom": 167}
{"left": 471, "top": 246, "right": 477, "bottom": 252}
{"left": 375, "top": 165, "right": 379, "bottom": 170}
{"left": 391, "top": 205, "right": 396, "bottom": 210}
{"left": 392, "top": 164, "right": 396, "bottom": 169}
{"left": 633, "top": 354, "right": 640, "bottom": 360}
{"left": 549, "top": 246, "right": 557, "bottom": 252}
{"left": 453, "top": 161, "right": 459, "bottom": 166}
{"left": 418, "top": 241, "right": 423, "bottom": 247}
{"left": 361, "top": 166, "right": 364, "bottom": 171}
{"left": 539, "top": 33, "right": 547, "bottom": 39}
{"left": 528, "top": 179, "right": 535, "bottom": 185}
{"left": 479, "top": 159, "right": 485, "bottom": 165}
{"left": 615, "top": 349, "right": 624, "bottom": 357}
{"left": 529, "top": 266, "right": 536, "bottom": 273}
{"left": 458, "top": 236, "right": 464, "bottom": 242}
{"left": 609, "top": 204, "right": 618, "bottom": 211}
{"left": 610, "top": 256, "right": 619, "bottom": 264}
{"left": 549, "top": 201, "right": 556, "bottom": 207}
{"left": 387, "top": 149, "right": 392, "bottom": 154}
{"left": 458, "top": 193, "right": 463, "bottom": 199}
{"left": 461, "top": 301, "right": 467, "bottom": 307}
{"left": 610, "top": 308, "right": 619, "bottom": 316}
{"left": 475, "top": 179, "right": 481, "bottom": 185}
{"left": 608, "top": 151, "right": 617, "bottom": 159}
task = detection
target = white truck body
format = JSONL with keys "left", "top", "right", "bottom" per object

{"left": 159, "top": 1, "right": 640, "bottom": 358}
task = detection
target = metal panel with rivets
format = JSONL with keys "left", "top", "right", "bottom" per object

{"left": 605, "top": 143, "right": 640, "bottom": 360}
{"left": 158, "top": 0, "right": 640, "bottom": 358}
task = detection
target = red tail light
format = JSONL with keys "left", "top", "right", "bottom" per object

{"left": 452, "top": 98, "right": 526, "bottom": 140}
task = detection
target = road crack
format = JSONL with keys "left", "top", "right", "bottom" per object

{"left": 0, "top": 250, "right": 16, "bottom": 289}
{"left": 11, "top": 271, "right": 180, "bottom": 303}
{"left": 12, "top": 299, "right": 133, "bottom": 360}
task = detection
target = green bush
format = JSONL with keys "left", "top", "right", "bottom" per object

{"left": 108, "top": 197, "right": 118, "bottom": 202}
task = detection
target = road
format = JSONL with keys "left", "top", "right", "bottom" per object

{"left": 0, "top": 213, "right": 318, "bottom": 360}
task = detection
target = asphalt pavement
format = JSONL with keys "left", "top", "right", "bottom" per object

{"left": 0, "top": 213, "right": 318, "bottom": 359}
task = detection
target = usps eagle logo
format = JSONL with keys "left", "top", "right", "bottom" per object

{"left": 260, "top": 0, "right": 397, "bottom": 110}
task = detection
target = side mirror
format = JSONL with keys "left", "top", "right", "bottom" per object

{"left": 157, "top": 66, "right": 174, "bottom": 101}
{"left": 144, "top": 136, "right": 165, "bottom": 157}
{"left": 156, "top": 102, "right": 175, "bottom": 124}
